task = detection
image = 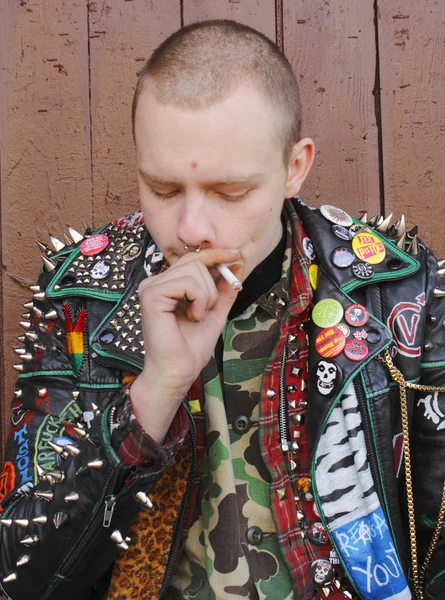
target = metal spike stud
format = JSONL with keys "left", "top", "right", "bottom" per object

{"left": 276, "top": 488, "right": 286, "bottom": 501}
{"left": 396, "top": 214, "right": 406, "bottom": 239}
{"left": 33, "top": 291, "right": 46, "bottom": 301}
{"left": 67, "top": 226, "right": 84, "bottom": 243}
{"left": 49, "top": 234, "right": 65, "bottom": 252}
{"left": 63, "top": 234, "right": 74, "bottom": 246}
{"left": 15, "top": 519, "right": 29, "bottom": 528}
{"left": 25, "top": 332, "right": 38, "bottom": 342}
{"left": 17, "top": 335, "right": 26, "bottom": 343}
{"left": 438, "top": 268, "right": 445, "bottom": 279}
{"left": 433, "top": 288, "right": 445, "bottom": 298}
{"left": 44, "top": 309, "right": 58, "bottom": 320}
{"left": 110, "top": 530, "right": 124, "bottom": 544}
{"left": 65, "top": 445, "right": 80, "bottom": 457}
{"left": 396, "top": 233, "right": 406, "bottom": 250}
{"left": 22, "top": 312, "right": 31, "bottom": 320}
{"left": 91, "top": 403, "right": 101, "bottom": 416}
{"left": 20, "top": 535, "right": 39, "bottom": 546}
{"left": 64, "top": 492, "right": 79, "bottom": 503}
{"left": 14, "top": 348, "right": 26, "bottom": 356}
{"left": 19, "top": 321, "right": 31, "bottom": 331}
{"left": 82, "top": 220, "right": 92, "bottom": 234}
{"left": 33, "top": 491, "right": 54, "bottom": 502}
{"left": 29, "top": 285, "right": 40, "bottom": 293}
{"left": 36, "top": 240, "right": 50, "bottom": 254}
{"left": 0, "top": 518, "right": 12, "bottom": 527}
{"left": 73, "top": 427, "right": 89, "bottom": 441}
{"left": 17, "top": 554, "right": 30, "bottom": 567}
{"left": 42, "top": 256, "right": 57, "bottom": 273}
{"left": 376, "top": 213, "right": 393, "bottom": 233}
{"left": 367, "top": 214, "right": 379, "bottom": 227}
{"left": 20, "top": 353, "right": 33, "bottom": 363}
{"left": 47, "top": 471, "right": 65, "bottom": 483}
{"left": 438, "top": 259, "right": 445, "bottom": 269}
{"left": 407, "top": 225, "right": 418, "bottom": 239}
{"left": 23, "top": 301, "right": 34, "bottom": 310}
{"left": 87, "top": 459, "right": 103, "bottom": 470}
{"left": 32, "top": 307, "right": 43, "bottom": 318}
{"left": 407, "top": 235, "right": 420, "bottom": 255}
{"left": 34, "top": 343, "right": 46, "bottom": 352}
{"left": 53, "top": 512, "right": 70, "bottom": 529}
{"left": 32, "top": 515, "right": 47, "bottom": 525}
{"left": 3, "top": 573, "right": 17, "bottom": 583}
{"left": 37, "top": 387, "right": 48, "bottom": 398}
{"left": 47, "top": 441, "right": 66, "bottom": 457}
{"left": 134, "top": 491, "right": 153, "bottom": 509}
{"left": 36, "top": 465, "right": 46, "bottom": 480}
{"left": 13, "top": 364, "right": 24, "bottom": 373}
{"left": 13, "top": 389, "right": 22, "bottom": 399}
{"left": 117, "top": 541, "right": 129, "bottom": 550}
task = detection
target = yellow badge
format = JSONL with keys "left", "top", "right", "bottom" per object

{"left": 309, "top": 264, "right": 319, "bottom": 290}
{"left": 352, "top": 232, "right": 386, "bottom": 264}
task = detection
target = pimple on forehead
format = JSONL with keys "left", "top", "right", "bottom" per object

{"left": 190, "top": 161, "right": 198, "bottom": 169}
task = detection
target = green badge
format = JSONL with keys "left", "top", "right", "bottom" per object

{"left": 312, "top": 299, "right": 344, "bottom": 328}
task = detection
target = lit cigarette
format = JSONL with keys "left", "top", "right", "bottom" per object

{"left": 217, "top": 264, "right": 243, "bottom": 291}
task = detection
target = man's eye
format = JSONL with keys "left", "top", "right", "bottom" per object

{"left": 218, "top": 190, "right": 250, "bottom": 202}
{"left": 150, "top": 189, "right": 178, "bottom": 200}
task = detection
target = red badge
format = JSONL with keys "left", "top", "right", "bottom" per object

{"left": 315, "top": 327, "right": 346, "bottom": 358}
{"left": 80, "top": 234, "right": 109, "bottom": 256}
{"left": 344, "top": 338, "right": 369, "bottom": 361}
{"left": 345, "top": 303, "right": 369, "bottom": 327}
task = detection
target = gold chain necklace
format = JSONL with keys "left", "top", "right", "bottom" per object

{"left": 377, "top": 349, "right": 445, "bottom": 599}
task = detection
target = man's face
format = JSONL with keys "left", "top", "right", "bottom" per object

{"left": 134, "top": 85, "right": 298, "bottom": 280}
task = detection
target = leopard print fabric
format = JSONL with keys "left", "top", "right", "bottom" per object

{"left": 105, "top": 439, "right": 191, "bottom": 599}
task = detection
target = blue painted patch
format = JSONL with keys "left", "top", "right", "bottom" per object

{"left": 333, "top": 507, "right": 410, "bottom": 600}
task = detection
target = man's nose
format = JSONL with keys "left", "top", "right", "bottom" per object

{"left": 177, "top": 194, "right": 215, "bottom": 248}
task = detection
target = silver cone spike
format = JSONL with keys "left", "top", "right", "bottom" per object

{"left": 67, "top": 226, "right": 84, "bottom": 243}
{"left": 34, "top": 343, "right": 46, "bottom": 352}
{"left": 110, "top": 530, "right": 124, "bottom": 544}
{"left": 25, "top": 332, "right": 38, "bottom": 342}
{"left": 3, "top": 573, "right": 17, "bottom": 583}
{"left": 359, "top": 212, "right": 368, "bottom": 223}
{"left": 49, "top": 234, "right": 65, "bottom": 252}
{"left": 17, "top": 335, "right": 26, "bottom": 343}
{"left": 65, "top": 444, "right": 80, "bottom": 457}
{"left": 47, "top": 471, "right": 65, "bottom": 483}
{"left": 63, "top": 234, "right": 74, "bottom": 246}
{"left": 48, "top": 441, "right": 65, "bottom": 455}
{"left": 44, "top": 309, "right": 58, "bottom": 320}
{"left": 14, "top": 389, "right": 22, "bottom": 399}
{"left": 13, "top": 364, "right": 24, "bottom": 373}
{"left": 32, "top": 515, "right": 47, "bottom": 525}
{"left": 17, "top": 554, "right": 30, "bottom": 567}
{"left": 72, "top": 390, "right": 80, "bottom": 399}
{"left": 434, "top": 288, "right": 445, "bottom": 298}
{"left": 33, "top": 491, "right": 54, "bottom": 502}
{"left": 23, "top": 301, "right": 34, "bottom": 310}
{"left": 87, "top": 459, "right": 103, "bottom": 470}
{"left": 396, "top": 215, "right": 406, "bottom": 239}
{"left": 367, "top": 215, "right": 379, "bottom": 227}
{"left": 407, "top": 235, "right": 420, "bottom": 256}
{"left": 438, "top": 259, "right": 445, "bottom": 269}
{"left": 64, "top": 492, "right": 79, "bottom": 503}
{"left": 32, "top": 306, "right": 43, "bottom": 318}
{"left": 29, "top": 285, "right": 41, "bottom": 293}
{"left": 376, "top": 213, "right": 393, "bottom": 233}
{"left": 407, "top": 225, "right": 418, "bottom": 239}
{"left": 396, "top": 233, "right": 406, "bottom": 249}
{"left": 22, "top": 312, "right": 31, "bottom": 319}
{"left": 117, "top": 541, "right": 129, "bottom": 550}
{"left": 376, "top": 215, "right": 384, "bottom": 226}
{"left": 15, "top": 519, "right": 29, "bottom": 528}
{"left": 37, "top": 240, "right": 50, "bottom": 254}
{"left": 36, "top": 465, "right": 46, "bottom": 479}
{"left": 73, "top": 427, "right": 89, "bottom": 441}
{"left": 19, "top": 321, "right": 31, "bottom": 331}
{"left": 134, "top": 491, "right": 153, "bottom": 509}
{"left": 437, "top": 268, "right": 445, "bottom": 278}
{"left": 14, "top": 348, "right": 26, "bottom": 356}
{"left": 0, "top": 518, "right": 12, "bottom": 527}
{"left": 20, "top": 535, "right": 39, "bottom": 546}
{"left": 20, "top": 353, "right": 33, "bottom": 363}
{"left": 42, "top": 256, "right": 57, "bottom": 273}
{"left": 33, "top": 291, "right": 46, "bottom": 301}
{"left": 53, "top": 512, "right": 70, "bottom": 529}
{"left": 91, "top": 403, "right": 101, "bottom": 415}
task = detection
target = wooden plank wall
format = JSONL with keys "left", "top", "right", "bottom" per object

{"left": 1, "top": 0, "right": 444, "bottom": 458}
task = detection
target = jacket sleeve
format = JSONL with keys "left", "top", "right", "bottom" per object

{"left": 411, "top": 247, "right": 445, "bottom": 599}
{"left": 0, "top": 263, "right": 182, "bottom": 600}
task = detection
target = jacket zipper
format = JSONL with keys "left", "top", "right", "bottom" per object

{"left": 159, "top": 410, "right": 197, "bottom": 598}
{"left": 353, "top": 377, "right": 386, "bottom": 512}
{"left": 279, "top": 344, "right": 291, "bottom": 451}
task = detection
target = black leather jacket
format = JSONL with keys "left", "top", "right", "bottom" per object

{"left": 1, "top": 199, "right": 445, "bottom": 600}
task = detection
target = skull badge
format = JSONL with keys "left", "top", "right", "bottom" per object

{"left": 311, "top": 558, "right": 334, "bottom": 585}
{"left": 316, "top": 361, "right": 338, "bottom": 396}
{"left": 90, "top": 260, "right": 111, "bottom": 280}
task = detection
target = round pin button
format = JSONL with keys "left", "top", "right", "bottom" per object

{"left": 349, "top": 223, "right": 367, "bottom": 235}
{"left": 352, "top": 232, "right": 386, "bottom": 264}
{"left": 344, "top": 338, "right": 369, "bottom": 361}
{"left": 337, "top": 323, "right": 350, "bottom": 338}
{"left": 312, "top": 299, "right": 344, "bottom": 328}
{"left": 311, "top": 558, "right": 334, "bottom": 585}
{"left": 90, "top": 260, "right": 111, "bottom": 280}
{"left": 352, "top": 262, "right": 374, "bottom": 280}
{"left": 331, "top": 247, "right": 355, "bottom": 269}
{"left": 296, "top": 477, "right": 313, "bottom": 501}
{"left": 122, "top": 243, "right": 142, "bottom": 262}
{"left": 320, "top": 205, "right": 353, "bottom": 227}
{"left": 80, "top": 234, "right": 109, "bottom": 257}
{"left": 367, "top": 329, "right": 382, "bottom": 344}
{"left": 302, "top": 237, "right": 316, "bottom": 261}
{"left": 332, "top": 224, "right": 353, "bottom": 241}
{"left": 344, "top": 304, "right": 369, "bottom": 327}
{"left": 315, "top": 327, "right": 346, "bottom": 358}
{"left": 309, "top": 264, "right": 319, "bottom": 290}
{"left": 309, "top": 522, "right": 329, "bottom": 545}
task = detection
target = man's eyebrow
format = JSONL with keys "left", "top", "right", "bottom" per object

{"left": 138, "top": 169, "right": 265, "bottom": 186}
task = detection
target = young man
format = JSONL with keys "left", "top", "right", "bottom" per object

{"left": 1, "top": 19, "right": 445, "bottom": 600}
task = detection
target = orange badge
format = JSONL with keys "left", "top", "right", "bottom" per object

{"left": 0, "top": 461, "right": 16, "bottom": 512}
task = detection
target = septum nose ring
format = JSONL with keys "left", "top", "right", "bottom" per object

{"left": 184, "top": 244, "right": 202, "bottom": 252}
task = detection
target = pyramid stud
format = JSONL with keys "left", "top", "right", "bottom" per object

{"left": 33, "top": 291, "right": 46, "bottom": 301}
{"left": 376, "top": 213, "right": 393, "bottom": 233}
{"left": 433, "top": 288, "right": 445, "bottom": 298}
{"left": 72, "top": 390, "right": 80, "bottom": 399}
{"left": 134, "top": 491, "right": 153, "bottom": 509}
{"left": 17, "top": 554, "right": 30, "bottom": 567}
{"left": 32, "top": 515, "right": 47, "bottom": 525}
{"left": 0, "top": 518, "right": 12, "bottom": 527}
{"left": 33, "top": 491, "right": 54, "bottom": 502}
{"left": 42, "top": 256, "right": 57, "bottom": 272}
{"left": 20, "top": 535, "right": 39, "bottom": 546}
{"left": 15, "top": 519, "right": 29, "bottom": 528}
{"left": 87, "top": 459, "right": 103, "bottom": 470}
{"left": 276, "top": 488, "right": 286, "bottom": 501}
{"left": 13, "top": 364, "right": 24, "bottom": 373}
{"left": 67, "top": 226, "right": 84, "bottom": 243}
{"left": 64, "top": 492, "right": 79, "bottom": 503}
{"left": 49, "top": 235, "right": 65, "bottom": 252}
{"left": 3, "top": 573, "right": 17, "bottom": 583}
{"left": 53, "top": 511, "right": 70, "bottom": 529}
{"left": 44, "top": 310, "right": 58, "bottom": 320}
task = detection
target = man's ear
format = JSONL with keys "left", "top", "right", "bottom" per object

{"left": 284, "top": 137, "right": 315, "bottom": 199}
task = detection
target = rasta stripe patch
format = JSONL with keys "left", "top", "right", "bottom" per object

{"left": 64, "top": 303, "right": 87, "bottom": 373}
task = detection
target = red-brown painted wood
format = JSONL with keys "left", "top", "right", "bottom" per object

{"left": 283, "top": 0, "right": 381, "bottom": 218}
{"left": 378, "top": 1, "right": 445, "bottom": 256}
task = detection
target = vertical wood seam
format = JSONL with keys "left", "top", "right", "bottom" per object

{"left": 180, "top": 0, "right": 184, "bottom": 28}
{"left": 373, "top": 0, "right": 385, "bottom": 216}
{"left": 87, "top": 2, "right": 95, "bottom": 228}
{"left": 275, "top": 0, "right": 284, "bottom": 50}
{"left": 0, "top": 148, "right": 4, "bottom": 463}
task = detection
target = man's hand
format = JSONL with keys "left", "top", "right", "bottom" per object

{"left": 130, "top": 248, "right": 243, "bottom": 442}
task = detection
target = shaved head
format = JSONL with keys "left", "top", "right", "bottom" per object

{"left": 132, "top": 20, "right": 302, "bottom": 165}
